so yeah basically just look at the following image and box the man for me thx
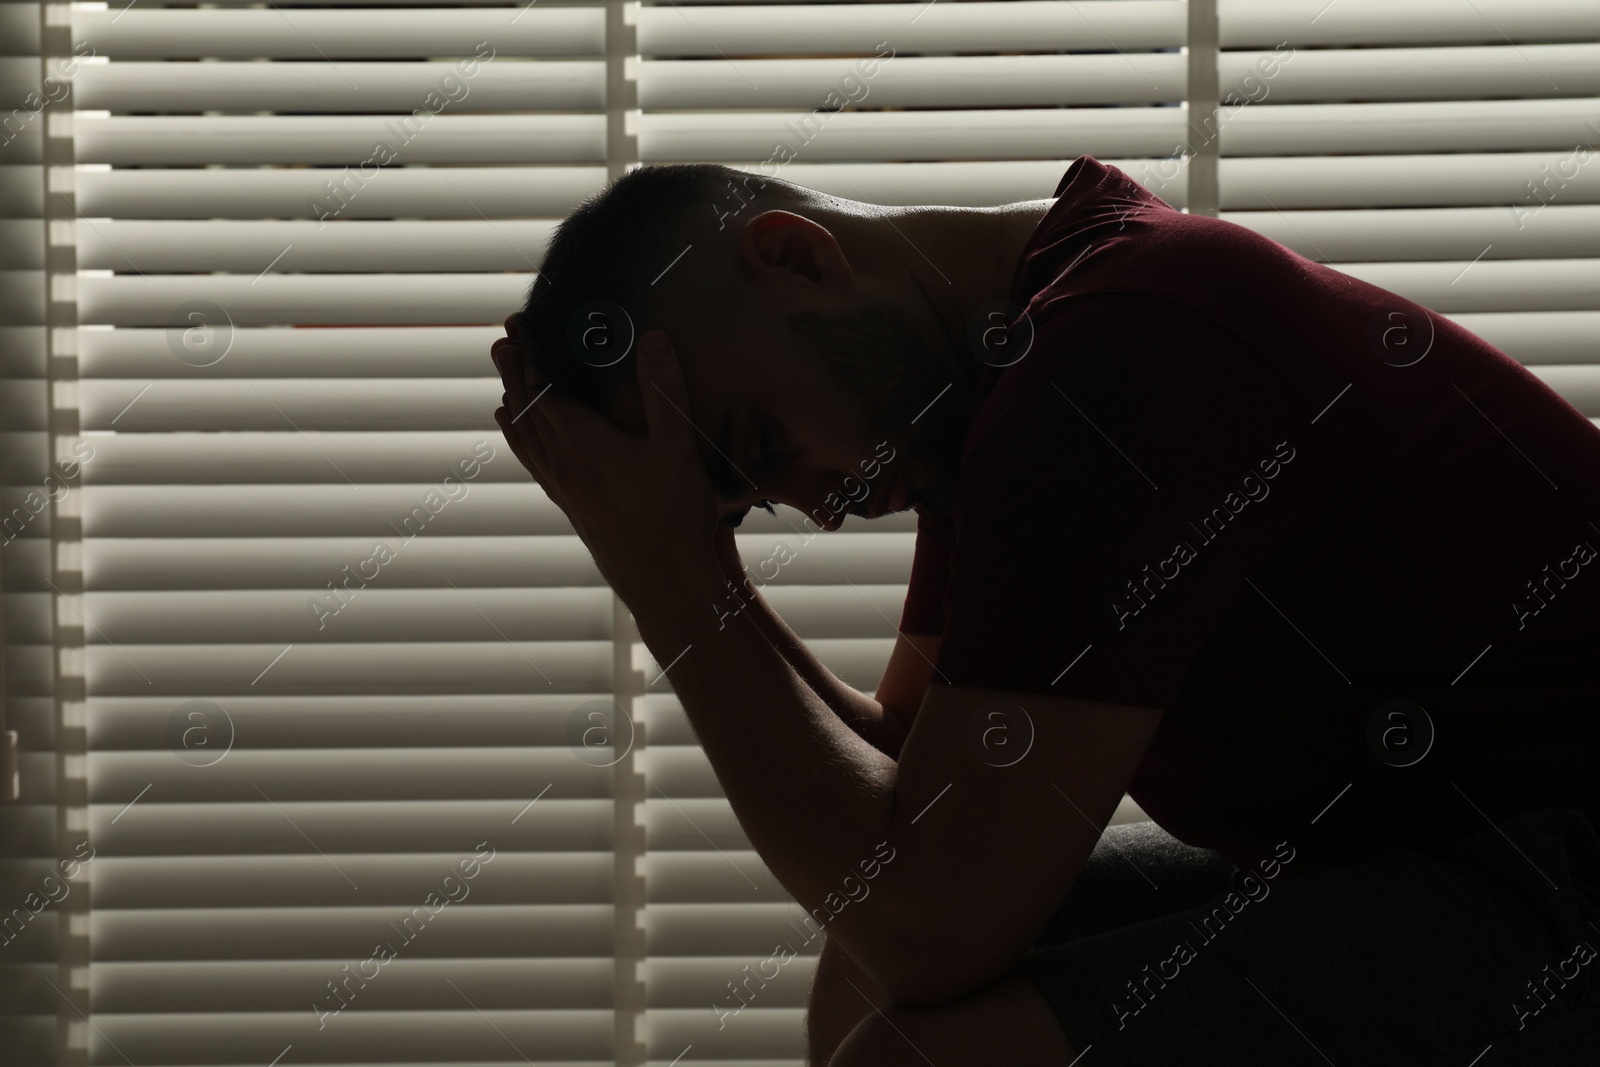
[490,156,1600,1064]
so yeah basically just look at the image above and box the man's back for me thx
[901,155,1600,875]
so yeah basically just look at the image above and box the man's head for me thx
[513,163,986,528]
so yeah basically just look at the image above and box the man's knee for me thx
[805,933,892,1067]
[828,970,1081,1067]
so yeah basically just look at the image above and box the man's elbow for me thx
[874,920,1020,1008]
[883,960,1013,1009]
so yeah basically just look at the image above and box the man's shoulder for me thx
[942,285,1341,561]
[964,289,1294,456]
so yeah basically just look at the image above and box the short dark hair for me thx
[513,163,820,410]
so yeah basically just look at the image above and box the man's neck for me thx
[975,198,1059,381]
[877,198,1056,388]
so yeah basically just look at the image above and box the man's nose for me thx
[716,497,756,528]
[715,482,780,526]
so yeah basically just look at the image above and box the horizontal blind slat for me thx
[1221,0,1600,48]
[642,1,1186,55]
[76,8,603,58]
[79,379,507,432]
[78,274,529,325]
[74,433,535,486]
[1216,98,1600,155]
[77,62,604,113]
[91,852,613,908]
[94,958,614,1013]
[1214,152,1600,209]
[92,799,615,856]
[91,748,615,802]
[77,220,558,274]
[84,642,613,696]
[83,1010,614,1065]
[79,326,508,379]
[75,166,603,220]
[85,588,611,643]
[74,115,605,165]
[83,536,601,589]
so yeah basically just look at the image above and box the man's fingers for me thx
[490,333,516,371]
[497,348,528,415]
[490,317,553,429]
[494,405,538,475]
[490,320,568,505]
[497,404,566,515]
[527,381,627,474]
[493,404,521,456]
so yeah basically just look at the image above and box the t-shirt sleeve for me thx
[898,507,956,636]
[932,290,1336,709]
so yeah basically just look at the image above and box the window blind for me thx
[51,2,624,1066]
[3,0,81,1063]
[0,2,1594,1066]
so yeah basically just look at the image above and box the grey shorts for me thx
[1017,808,1600,1066]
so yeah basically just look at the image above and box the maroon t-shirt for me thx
[900,155,1600,877]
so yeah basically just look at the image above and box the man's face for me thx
[602,302,975,530]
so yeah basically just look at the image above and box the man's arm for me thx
[873,631,942,732]
[627,562,1160,1007]
[713,545,945,762]
[711,527,913,760]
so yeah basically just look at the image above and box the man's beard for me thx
[787,303,976,517]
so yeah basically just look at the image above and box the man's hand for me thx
[490,318,724,607]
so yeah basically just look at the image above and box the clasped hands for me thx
[490,316,740,609]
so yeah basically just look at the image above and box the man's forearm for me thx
[711,553,908,760]
[628,549,902,945]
